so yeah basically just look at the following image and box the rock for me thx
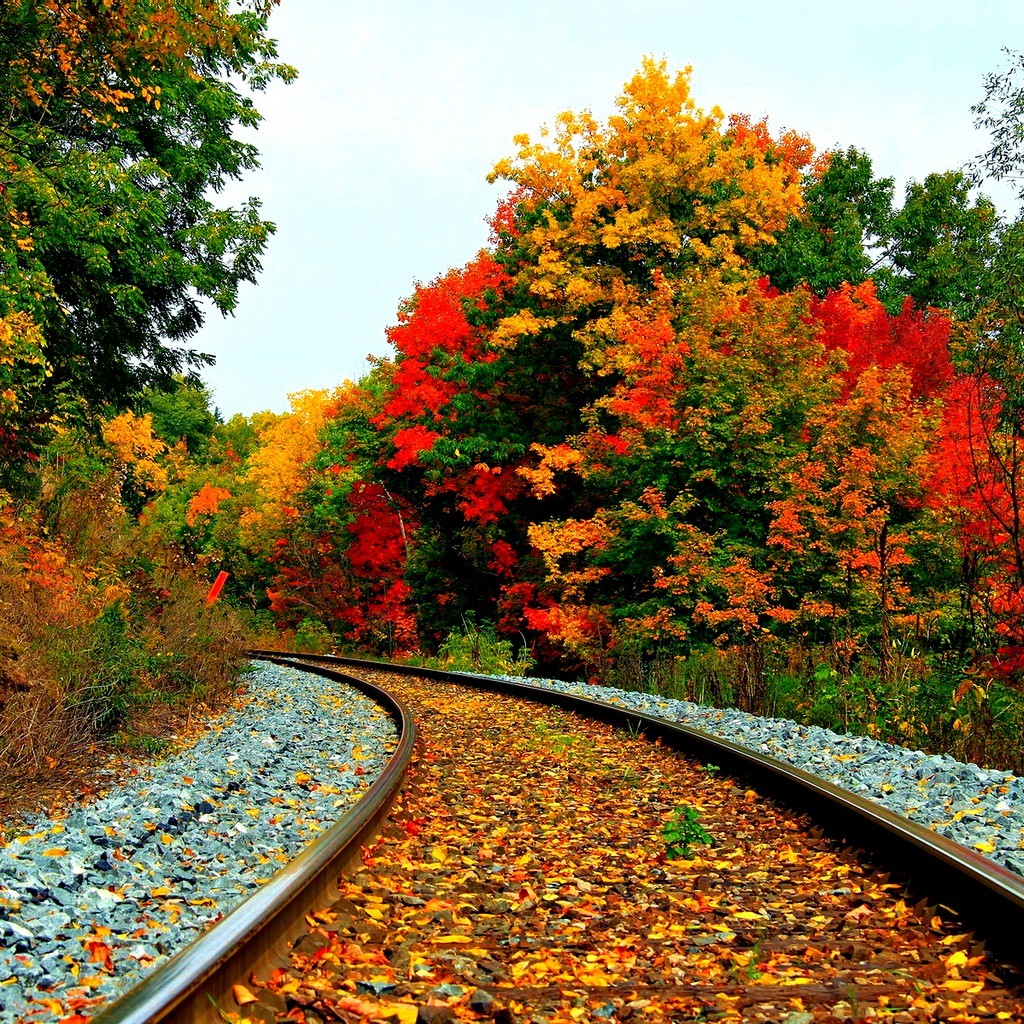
[357,979,396,996]
[469,989,495,1014]
[417,1005,455,1024]
[432,984,464,999]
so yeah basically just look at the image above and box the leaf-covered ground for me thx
[239,673,1024,1024]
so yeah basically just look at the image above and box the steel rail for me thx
[258,650,1024,957]
[90,660,416,1024]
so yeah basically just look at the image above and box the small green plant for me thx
[701,763,721,773]
[111,731,170,757]
[744,938,764,980]
[661,804,714,859]
[431,618,535,676]
[535,723,578,754]
[293,617,335,654]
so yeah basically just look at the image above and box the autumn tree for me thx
[361,60,821,667]
[0,0,294,410]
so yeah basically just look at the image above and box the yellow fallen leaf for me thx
[973,840,995,853]
[150,886,171,898]
[42,847,69,857]
[944,950,968,968]
[386,1004,419,1024]
[943,979,982,992]
[432,934,472,944]
[232,984,258,1006]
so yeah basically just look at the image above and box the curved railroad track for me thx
[85,651,1024,1024]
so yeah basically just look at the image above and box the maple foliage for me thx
[766,366,949,678]
[927,373,1024,678]
[185,483,233,526]
[812,281,954,399]
[102,410,170,498]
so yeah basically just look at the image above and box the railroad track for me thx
[86,651,1024,1024]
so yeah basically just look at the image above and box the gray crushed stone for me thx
[0,661,397,1023]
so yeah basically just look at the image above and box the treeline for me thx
[137,58,1024,768]
[6,36,1024,776]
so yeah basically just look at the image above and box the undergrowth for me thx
[607,640,1024,774]
[411,618,536,677]
[0,479,252,790]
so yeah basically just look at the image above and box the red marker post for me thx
[205,570,229,606]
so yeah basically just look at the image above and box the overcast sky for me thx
[195,1,1024,418]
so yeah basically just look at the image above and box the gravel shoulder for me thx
[0,661,397,1023]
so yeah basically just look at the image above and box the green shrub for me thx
[430,619,535,676]
[662,804,714,860]
[293,617,335,654]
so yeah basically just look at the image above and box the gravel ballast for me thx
[508,674,1024,879]
[0,661,397,1023]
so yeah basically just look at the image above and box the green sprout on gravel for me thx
[662,804,714,860]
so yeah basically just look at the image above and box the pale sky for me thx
[195,1,1024,418]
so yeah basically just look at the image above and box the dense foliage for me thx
[138,57,1024,769]
[7,41,1024,776]
[0,0,290,785]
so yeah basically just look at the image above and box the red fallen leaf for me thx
[87,940,114,971]
[65,997,105,1011]
[59,1015,91,1024]
[331,995,380,1018]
